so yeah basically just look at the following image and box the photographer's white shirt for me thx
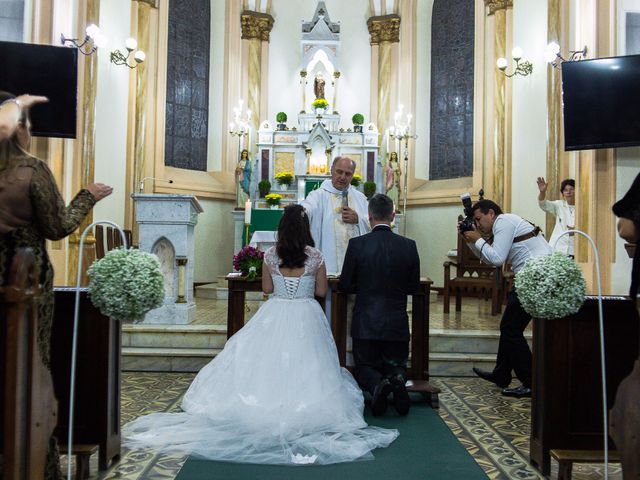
[468,213,552,273]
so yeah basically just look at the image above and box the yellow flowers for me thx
[351,173,363,187]
[275,171,294,185]
[265,193,282,206]
[311,98,329,109]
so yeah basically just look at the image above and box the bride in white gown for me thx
[123,205,398,465]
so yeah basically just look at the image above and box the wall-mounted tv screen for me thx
[562,54,640,151]
[0,41,78,138]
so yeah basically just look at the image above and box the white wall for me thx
[91,0,131,227]
[511,0,548,225]
[193,198,235,282]
[415,0,433,180]
[267,0,371,127]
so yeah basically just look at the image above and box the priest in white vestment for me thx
[301,156,370,274]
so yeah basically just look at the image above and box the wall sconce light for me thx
[544,42,588,69]
[110,38,146,68]
[497,47,533,77]
[61,24,107,55]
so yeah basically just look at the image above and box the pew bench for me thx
[59,443,99,479]
[550,449,620,480]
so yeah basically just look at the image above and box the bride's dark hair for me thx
[277,204,315,268]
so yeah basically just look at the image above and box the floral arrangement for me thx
[514,252,586,319]
[275,171,294,186]
[265,193,282,207]
[88,248,165,322]
[364,181,376,199]
[350,173,363,187]
[352,113,364,125]
[233,245,264,280]
[311,98,329,109]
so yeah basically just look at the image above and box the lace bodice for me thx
[264,246,324,299]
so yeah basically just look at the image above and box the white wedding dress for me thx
[123,246,398,465]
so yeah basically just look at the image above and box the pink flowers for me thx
[233,245,265,280]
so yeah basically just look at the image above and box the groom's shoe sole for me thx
[371,379,393,416]
[389,374,410,416]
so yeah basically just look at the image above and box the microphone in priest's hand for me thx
[341,189,349,209]
[139,177,173,192]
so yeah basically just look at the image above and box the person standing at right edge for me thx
[463,199,552,398]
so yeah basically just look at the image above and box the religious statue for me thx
[235,148,252,207]
[384,151,401,212]
[314,73,326,99]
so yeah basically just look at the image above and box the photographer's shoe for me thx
[501,385,532,398]
[472,367,510,389]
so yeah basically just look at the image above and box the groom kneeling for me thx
[339,194,421,416]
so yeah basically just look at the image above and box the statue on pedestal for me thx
[385,152,401,212]
[314,73,326,99]
[236,148,252,207]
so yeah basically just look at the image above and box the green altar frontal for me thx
[244,208,283,245]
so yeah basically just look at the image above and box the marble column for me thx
[300,69,308,113]
[484,0,512,208]
[367,14,400,160]
[332,71,340,115]
[67,0,100,286]
[241,11,274,156]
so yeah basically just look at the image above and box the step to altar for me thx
[121,323,531,375]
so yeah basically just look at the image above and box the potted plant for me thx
[311,98,329,115]
[87,248,165,322]
[275,171,294,189]
[232,245,265,280]
[364,181,376,199]
[265,193,282,209]
[276,111,287,130]
[352,113,364,133]
[350,173,363,188]
[258,179,271,197]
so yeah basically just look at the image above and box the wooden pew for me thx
[1,248,57,479]
[529,296,640,475]
[50,287,122,470]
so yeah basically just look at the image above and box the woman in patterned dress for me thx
[0,91,112,478]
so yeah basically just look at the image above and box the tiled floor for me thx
[64,372,621,480]
[60,295,617,479]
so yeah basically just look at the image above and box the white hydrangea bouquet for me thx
[515,252,586,319]
[88,248,165,322]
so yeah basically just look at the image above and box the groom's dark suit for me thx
[339,224,421,398]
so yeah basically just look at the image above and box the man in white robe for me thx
[301,156,370,274]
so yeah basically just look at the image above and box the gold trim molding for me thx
[367,14,401,45]
[484,0,512,15]
[241,11,274,42]
[136,0,158,8]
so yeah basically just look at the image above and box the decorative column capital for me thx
[484,0,513,15]
[367,14,401,45]
[135,0,158,8]
[241,11,274,42]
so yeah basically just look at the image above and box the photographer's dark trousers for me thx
[352,338,408,397]
[493,290,532,388]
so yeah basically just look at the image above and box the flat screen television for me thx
[562,54,640,151]
[0,41,78,138]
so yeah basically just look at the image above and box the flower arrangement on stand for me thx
[350,174,363,187]
[311,98,329,114]
[515,252,586,319]
[265,193,282,208]
[87,248,165,322]
[275,171,294,189]
[233,245,264,280]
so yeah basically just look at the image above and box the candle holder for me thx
[389,104,418,235]
[176,257,188,303]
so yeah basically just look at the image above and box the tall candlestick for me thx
[244,199,252,224]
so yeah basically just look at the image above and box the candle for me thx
[245,199,252,224]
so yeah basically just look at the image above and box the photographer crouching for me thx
[461,199,552,398]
